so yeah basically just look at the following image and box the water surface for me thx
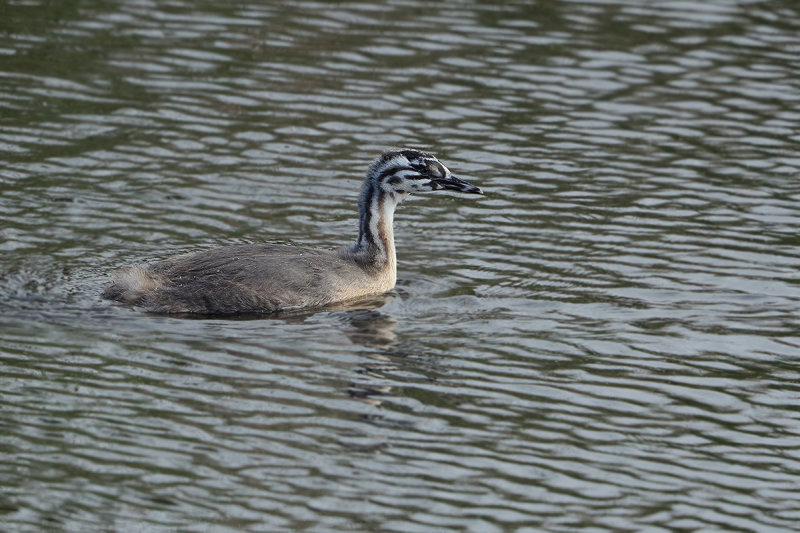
[2,1,800,531]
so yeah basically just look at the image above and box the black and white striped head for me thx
[366,149,482,198]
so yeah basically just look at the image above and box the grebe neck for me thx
[347,181,405,278]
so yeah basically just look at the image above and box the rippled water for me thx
[2,0,800,531]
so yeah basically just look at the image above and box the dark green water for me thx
[2,1,800,531]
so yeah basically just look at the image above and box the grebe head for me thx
[366,149,483,197]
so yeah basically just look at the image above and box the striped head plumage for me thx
[350,149,482,267]
[366,149,483,197]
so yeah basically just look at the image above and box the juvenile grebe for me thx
[103,149,482,314]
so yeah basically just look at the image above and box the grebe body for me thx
[103,149,481,314]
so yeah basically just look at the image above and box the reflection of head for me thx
[339,304,397,349]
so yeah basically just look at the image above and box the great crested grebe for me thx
[103,149,482,314]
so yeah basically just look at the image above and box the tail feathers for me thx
[102,267,164,305]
